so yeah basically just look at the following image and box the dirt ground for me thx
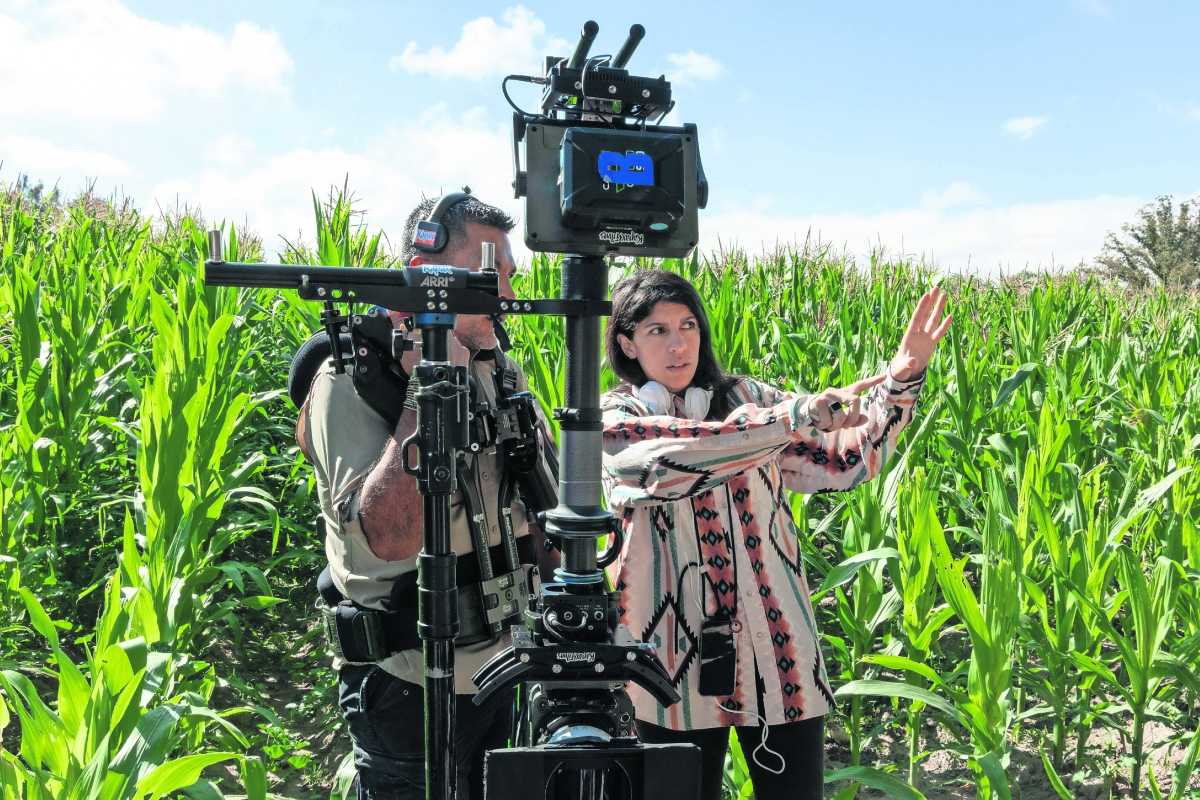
[823,710,1200,799]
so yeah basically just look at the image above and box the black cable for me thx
[581,55,617,128]
[657,99,676,126]
[502,74,539,118]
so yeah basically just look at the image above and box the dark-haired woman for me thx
[601,270,950,800]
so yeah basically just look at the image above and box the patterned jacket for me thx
[601,372,925,730]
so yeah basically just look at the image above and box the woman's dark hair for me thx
[605,270,741,419]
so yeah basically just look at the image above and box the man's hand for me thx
[889,287,953,382]
[359,317,477,562]
[805,374,887,432]
[389,311,472,376]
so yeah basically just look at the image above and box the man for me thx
[298,195,556,799]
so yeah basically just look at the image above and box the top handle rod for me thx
[611,24,645,70]
[567,20,600,68]
[208,229,224,263]
[201,258,498,292]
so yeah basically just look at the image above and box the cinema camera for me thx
[202,19,704,800]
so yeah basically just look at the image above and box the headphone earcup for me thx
[412,220,446,253]
[635,381,672,415]
[684,387,713,420]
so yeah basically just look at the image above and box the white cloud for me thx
[665,51,726,86]
[919,181,988,211]
[391,7,567,79]
[0,135,132,176]
[1003,116,1048,138]
[701,188,1143,277]
[204,133,256,167]
[159,105,515,255]
[0,0,293,120]
[1149,93,1200,124]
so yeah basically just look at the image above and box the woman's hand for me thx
[805,374,887,432]
[889,287,953,382]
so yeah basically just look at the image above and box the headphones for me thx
[636,382,713,420]
[411,191,473,254]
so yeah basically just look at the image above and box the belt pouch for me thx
[698,617,737,697]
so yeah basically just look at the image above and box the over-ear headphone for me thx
[411,191,473,254]
[636,382,713,420]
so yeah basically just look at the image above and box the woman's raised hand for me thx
[805,374,887,432]
[889,287,953,382]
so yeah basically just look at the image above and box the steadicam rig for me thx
[204,19,706,800]
[471,20,704,800]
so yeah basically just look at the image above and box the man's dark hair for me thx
[605,270,741,420]
[401,195,516,266]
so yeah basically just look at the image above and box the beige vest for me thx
[300,354,545,693]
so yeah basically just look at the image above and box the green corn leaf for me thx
[834,679,963,727]
[238,596,285,611]
[18,587,60,651]
[1108,467,1192,544]
[988,363,1038,413]
[108,703,185,779]
[973,749,1012,800]
[239,755,267,800]
[1168,723,1200,800]
[180,779,225,800]
[829,783,861,800]
[818,548,901,594]
[134,752,241,799]
[824,766,928,799]
[332,751,358,800]
[1038,747,1073,800]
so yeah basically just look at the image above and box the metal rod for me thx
[208,229,224,263]
[567,20,600,69]
[554,256,609,583]
[412,317,462,800]
[612,24,646,70]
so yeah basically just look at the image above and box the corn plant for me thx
[8,180,1200,797]
[0,553,266,799]
[890,466,954,786]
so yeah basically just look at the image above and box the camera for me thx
[507,21,709,258]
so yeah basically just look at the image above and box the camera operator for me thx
[297,195,557,800]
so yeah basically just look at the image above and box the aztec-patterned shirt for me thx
[601,372,925,730]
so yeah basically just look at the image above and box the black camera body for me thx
[518,119,705,257]
[509,25,708,259]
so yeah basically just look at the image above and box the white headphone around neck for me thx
[636,381,713,420]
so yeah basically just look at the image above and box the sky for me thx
[1,0,1198,274]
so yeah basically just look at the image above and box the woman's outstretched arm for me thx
[602,389,821,507]
[774,286,950,493]
[763,372,926,494]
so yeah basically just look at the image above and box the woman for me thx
[601,270,950,800]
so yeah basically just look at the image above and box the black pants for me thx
[635,716,825,800]
[339,663,514,800]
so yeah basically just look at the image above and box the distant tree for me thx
[1095,195,1200,289]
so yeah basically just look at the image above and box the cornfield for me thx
[3,182,1200,799]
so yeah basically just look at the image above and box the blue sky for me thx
[2,0,1197,273]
